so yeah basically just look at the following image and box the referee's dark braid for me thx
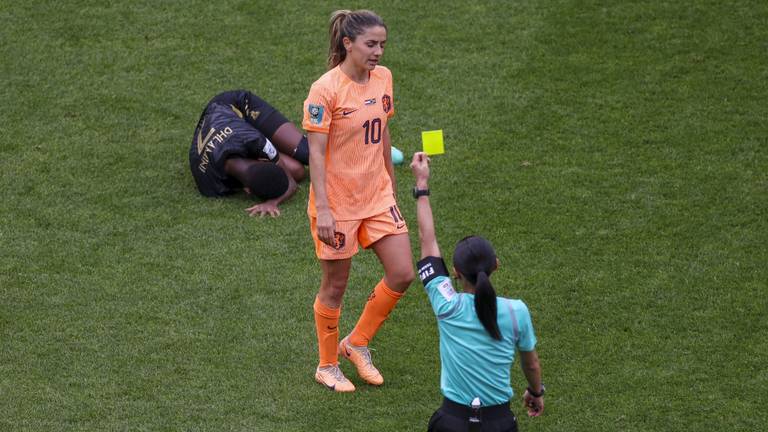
[327,9,387,69]
[453,236,502,341]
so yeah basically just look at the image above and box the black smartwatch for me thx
[412,187,430,199]
[527,384,546,397]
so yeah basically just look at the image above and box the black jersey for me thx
[189,102,280,197]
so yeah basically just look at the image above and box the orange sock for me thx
[314,296,341,367]
[349,279,404,346]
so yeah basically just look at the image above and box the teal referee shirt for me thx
[418,256,537,407]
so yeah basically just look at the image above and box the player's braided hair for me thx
[453,236,502,341]
[327,9,387,69]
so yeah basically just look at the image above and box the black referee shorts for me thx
[427,398,518,432]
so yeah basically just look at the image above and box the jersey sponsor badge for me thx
[309,104,324,125]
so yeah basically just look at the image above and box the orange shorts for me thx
[310,205,409,260]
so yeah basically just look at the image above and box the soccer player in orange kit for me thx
[303,9,415,392]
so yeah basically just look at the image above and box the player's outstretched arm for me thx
[410,152,440,259]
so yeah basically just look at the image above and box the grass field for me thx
[2,1,767,431]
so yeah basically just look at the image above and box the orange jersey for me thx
[303,65,396,221]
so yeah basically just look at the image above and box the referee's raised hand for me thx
[410,152,431,185]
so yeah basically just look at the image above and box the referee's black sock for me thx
[293,136,309,165]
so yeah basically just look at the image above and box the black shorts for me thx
[208,90,289,138]
[427,398,517,432]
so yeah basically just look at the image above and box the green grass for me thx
[2,0,767,430]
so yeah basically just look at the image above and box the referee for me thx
[410,153,545,432]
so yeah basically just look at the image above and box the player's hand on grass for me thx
[523,390,544,417]
[316,208,337,246]
[410,152,430,187]
[246,202,281,218]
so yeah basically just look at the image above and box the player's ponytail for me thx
[327,9,387,69]
[328,10,350,69]
[474,270,501,341]
[453,236,502,341]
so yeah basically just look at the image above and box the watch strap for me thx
[527,385,545,397]
[412,187,430,198]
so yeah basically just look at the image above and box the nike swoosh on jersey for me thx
[342,109,358,116]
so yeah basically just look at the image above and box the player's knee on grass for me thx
[243,162,289,200]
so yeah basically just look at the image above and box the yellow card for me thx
[422,130,444,155]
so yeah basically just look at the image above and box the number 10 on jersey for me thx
[362,118,382,144]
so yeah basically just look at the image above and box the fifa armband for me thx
[417,256,449,286]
